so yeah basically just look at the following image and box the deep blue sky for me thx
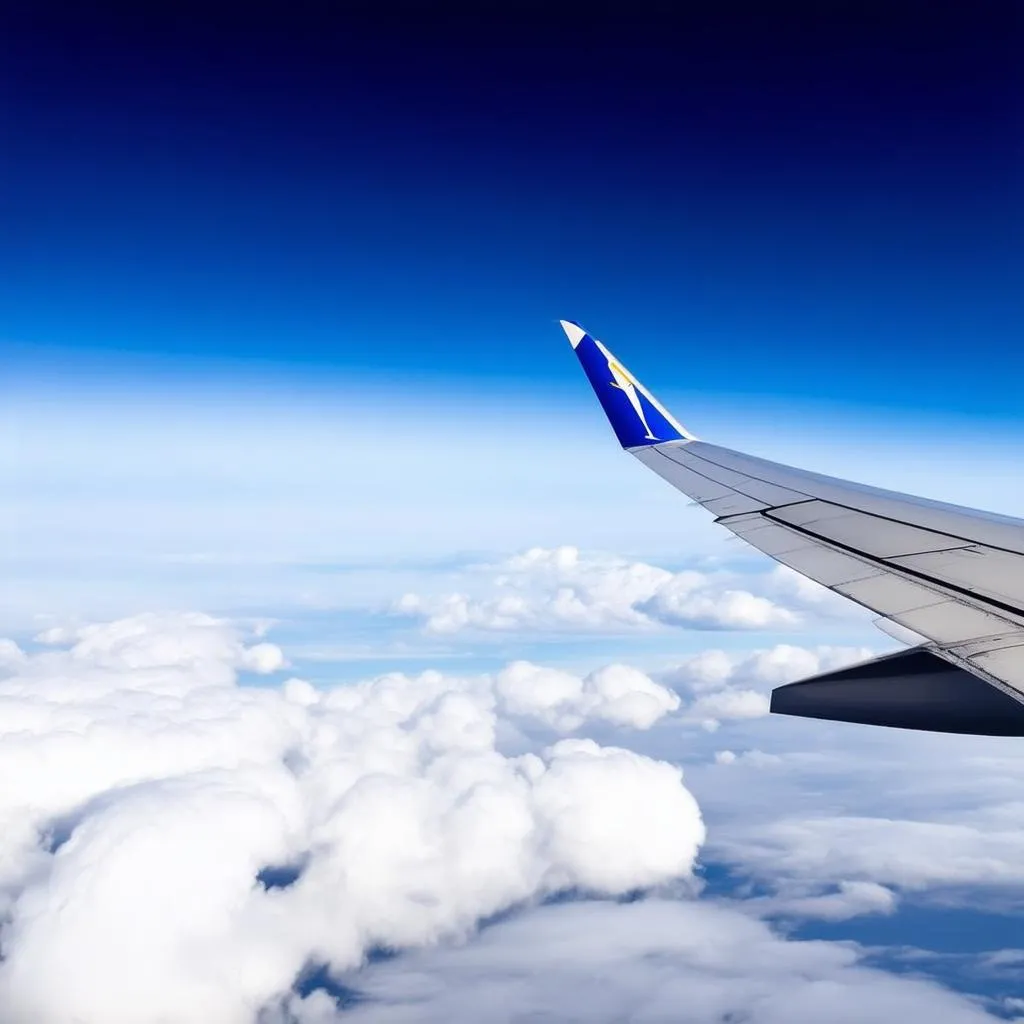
[3,2,1021,414]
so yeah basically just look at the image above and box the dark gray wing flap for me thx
[771,647,1024,735]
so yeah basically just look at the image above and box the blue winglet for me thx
[560,320,694,449]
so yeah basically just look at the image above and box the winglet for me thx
[560,319,588,350]
[560,320,694,449]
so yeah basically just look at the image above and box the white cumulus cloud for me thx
[392,546,813,636]
[495,661,680,731]
[656,643,874,729]
[662,642,875,693]
[0,613,705,1024]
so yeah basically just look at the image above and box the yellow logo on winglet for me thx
[607,358,657,441]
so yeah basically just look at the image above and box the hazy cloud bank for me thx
[391,546,857,636]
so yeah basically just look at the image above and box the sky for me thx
[3,1,1022,410]
[2,2,1024,1022]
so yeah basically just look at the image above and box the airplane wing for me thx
[561,319,1024,735]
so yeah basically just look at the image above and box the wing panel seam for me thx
[716,499,817,524]
[686,444,1024,559]
[650,447,807,508]
[765,512,1024,624]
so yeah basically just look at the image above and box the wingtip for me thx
[559,319,588,350]
[561,319,694,448]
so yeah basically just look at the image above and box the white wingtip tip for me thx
[559,319,588,350]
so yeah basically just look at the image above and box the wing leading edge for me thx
[562,319,1024,735]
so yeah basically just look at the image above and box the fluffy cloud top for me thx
[0,614,703,1024]
[392,546,823,635]
[661,642,876,693]
[495,661,680,731]
[656,643,874,729]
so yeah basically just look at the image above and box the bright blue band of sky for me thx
[1,5,1020,418]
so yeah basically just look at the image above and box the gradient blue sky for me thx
[4,5,1024,1019]
[3,1,1021,415]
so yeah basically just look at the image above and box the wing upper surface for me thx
[563,320,1024,703]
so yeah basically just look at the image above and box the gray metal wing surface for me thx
[562,319,1024,733]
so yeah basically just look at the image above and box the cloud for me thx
[494,661,680,731]
[714,748,783,767]
[655,642,874,729]
[720,815,1024,893]
[661,642,876,693]
[743,880,899,922]
[0,394,733,631]
[690,687,771,722]
[642,585,799,630]
[0,613,704,1023]
[682,702,1024,918]
[29,611,286,691]
[276,899,997,1023]
[0,614,1006,1022]
[7,383,1023,636]
[393,546,811,636]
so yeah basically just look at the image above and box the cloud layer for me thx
[0,614,703,1023]
[392,546,848,636]
[658,642,874,729]
[282,900,996,1023]
[0,613,1005,1022]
